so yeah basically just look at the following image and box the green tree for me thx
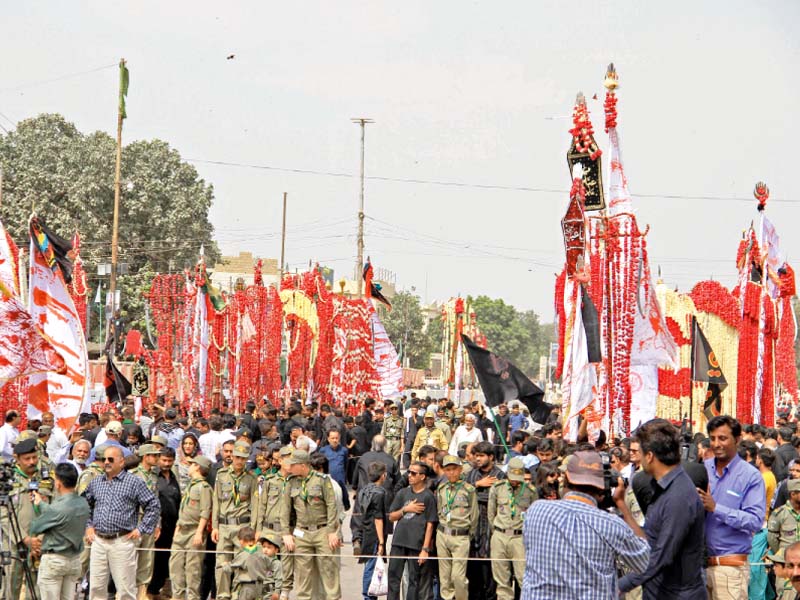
[381,291,433,370]
[0,113,219,337]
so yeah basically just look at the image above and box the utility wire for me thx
[0,63,117,94]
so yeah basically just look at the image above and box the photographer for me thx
[521,451,649,600]
[29,463,90,600]
[618,419,705,599]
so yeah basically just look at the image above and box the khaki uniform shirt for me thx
[1,464,54,536]
[212,467,257,529]
[487,480,538,531]
[382,416,403,440]
[435,420,453,444]
[280,471,339,535]
[254,474,289,533]
[177,478,213,528]
[77,463,104,495]
[768,502,800,552]
[436,479,478,533]
[411,427,448,460]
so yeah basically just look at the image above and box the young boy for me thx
[259,533,283,600]
[221,526,269,600]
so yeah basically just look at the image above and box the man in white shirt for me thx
[449,413,484,455]
[0,410,21,461]
[199,415,226,460]
[42,411,70,463]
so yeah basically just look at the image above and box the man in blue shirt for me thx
[320,429,350,510]
[508,403,526,435]
[618,418,706,599]
[701,415,765,600]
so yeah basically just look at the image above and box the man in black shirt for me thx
[465,440,506,600]
[387,462,438,600]
[147,447,182,597]
[403,402,424,469]
[347,416,370,483]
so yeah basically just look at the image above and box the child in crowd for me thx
[221,526,269,600]
[260,533,283,600]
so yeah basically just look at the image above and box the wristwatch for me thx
[421,546,432,552]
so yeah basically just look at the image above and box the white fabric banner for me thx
[369,304,403,399]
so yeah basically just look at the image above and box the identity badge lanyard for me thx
[444,482,462,522]
[507,482,524,518]
[232,475,241,506]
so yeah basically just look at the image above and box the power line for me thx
[0,63,117,94]
[186,158,800,204]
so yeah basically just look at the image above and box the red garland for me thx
[604,91,618,132]
[761,294,777,427]
[145,273,187,405]
[736,281,761,422]
[665,317,691,346]
[554,269,567,380]
[569,96,602,160]
[658,367,691,399]
[689,281,741,328]
[777,295,799,402]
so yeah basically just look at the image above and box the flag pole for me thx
[689,315,696,435]
[107,58,127,349]
[485,405,512,460]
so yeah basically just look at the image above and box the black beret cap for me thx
[14,438,38,455]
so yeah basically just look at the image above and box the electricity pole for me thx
[351,117,373,297]
[108,58,128,348]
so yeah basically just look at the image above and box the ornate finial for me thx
[604,63,619,91]
[754,181,769,212]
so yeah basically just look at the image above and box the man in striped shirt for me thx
[521,451,650,600]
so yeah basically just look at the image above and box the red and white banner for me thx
[27,237,87,432]
[369,304,403,399]
[0,218,65,388]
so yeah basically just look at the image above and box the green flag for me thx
[119,59,129,119]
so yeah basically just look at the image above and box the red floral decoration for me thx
[145,273,188,405]
[554,269,567,380]
[736,281,761,422]
[689,281,741,328]
[658,367,691,399]
[569,94,602,160]
[665,316,690,346]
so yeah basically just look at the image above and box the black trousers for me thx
[147,520,176,594]
[388,546,423,600]
[468,558,497,600]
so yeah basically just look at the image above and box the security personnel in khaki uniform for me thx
[769,479,800,553]
[131,443,161,600]
[488,457,538,600]
[253,445,294,599]
[436,455,478,600]
[1,437,54,600]
[411,407,449,460]
[77,443,107,578]
[381,404,404,461]
[212,441,257,600]
[170,455,214,600]
[435,408,453,445]
[280,450,341,600]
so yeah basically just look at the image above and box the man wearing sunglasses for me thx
[386,462,437,600]
[84,445,160,600]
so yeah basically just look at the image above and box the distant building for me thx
[211,252,279,292]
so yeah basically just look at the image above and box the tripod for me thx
[0,490,40,600]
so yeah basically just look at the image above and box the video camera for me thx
[0,461,15,496]
[598,452,621,510]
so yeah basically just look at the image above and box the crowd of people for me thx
[3,395,800,600]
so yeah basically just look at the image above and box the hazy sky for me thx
[2,2,799,319]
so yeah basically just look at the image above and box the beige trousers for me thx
[169,526,206,600]
[292,528,341,600]
[706,563,750,600]
[135,531,155,587]
[90,535,138,600]
[38,553,81,600]
[490,532,524,600]
[437,532,470,600]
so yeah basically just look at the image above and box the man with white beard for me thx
[68,439,92,474]
[449,413,484,456]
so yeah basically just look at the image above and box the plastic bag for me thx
[368,557,388,596]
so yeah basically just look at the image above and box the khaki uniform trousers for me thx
[235,581,263,600]
[385,438,402,461]
[80,542,92,577]
[215,523,243,600]
[38,552,82,600]
[135,531,155,587]
[292,528,341,600]
[436,531,470,600]
[490,531,524,600]
[259,526,294,597]
[706,564,750,600]
[169,525,206,600]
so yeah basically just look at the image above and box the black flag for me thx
[691,317,727,420]
[462,334,551,424]
[104,355,132,403]
[580,284,602,363]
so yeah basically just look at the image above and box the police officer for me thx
[212,441,257,600]
[769,478,800,554]
[436,455,478,600]
[77,443,107,579]
[411,407,449,460]
[280,450,341,600]
[254,445,294,600]
[1,436,54,600]
[381,404,404,462]
[487,457,538,600]
[170,455,213,600]
[132,444,161,600]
